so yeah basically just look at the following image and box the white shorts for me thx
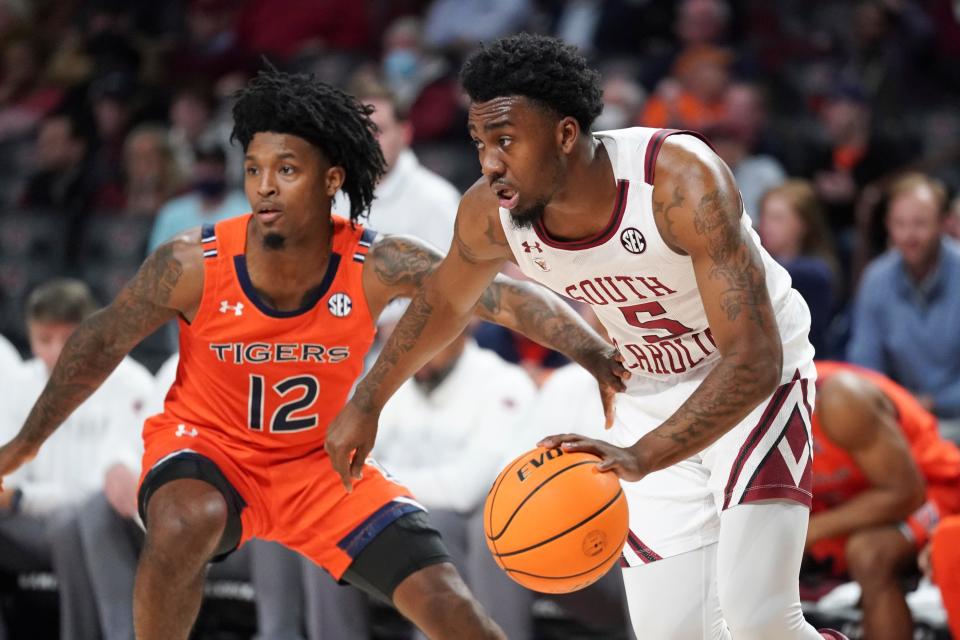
[609,362,817,566]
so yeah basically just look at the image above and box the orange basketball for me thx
[483,446,629,594]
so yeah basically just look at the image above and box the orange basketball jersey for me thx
[150,213,377,457]
[811,360,960,513]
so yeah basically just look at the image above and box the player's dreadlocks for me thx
[460,33,603,131]
[231,67,385,223]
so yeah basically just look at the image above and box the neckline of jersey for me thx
[233,252,341,318]
[532,179,630,251]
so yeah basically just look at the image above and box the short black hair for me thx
[461,34,603,131]
[231,67,386,223]
[26,279,98,325]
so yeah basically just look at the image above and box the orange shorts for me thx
[809,483,960,576]
[138,416,417,580]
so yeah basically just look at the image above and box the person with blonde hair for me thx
[759,179,837,355]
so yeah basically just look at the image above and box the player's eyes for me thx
[471,139,484,150]
[280,165,296,175]
[498,137,512,147]
[245,166,258,176]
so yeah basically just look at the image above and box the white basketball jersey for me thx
[500,127,813,393]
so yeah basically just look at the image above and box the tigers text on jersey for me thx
[499,127,814,392]
[151,213,377,454]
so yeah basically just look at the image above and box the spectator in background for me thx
[87,71,139,211]
[19,111,94,213]
[638,44,733,131]
[422,0,532,53]
[945,193,960,244]
[301,327,537,639]
[809,83,907,234]
[236,0,369,62]
[168,0,249,86]
[167,83,224,179]
[0,279,154,640]
[120,124,181,217]
[0,31,63,143]
[148,144,246,252]
[379,17,460,143]
[592,66,647,132]
[349,78,459,252]
[708,119,786,226]
[847,173,960,438]
[805,361,960,640]
[758,180,836,356]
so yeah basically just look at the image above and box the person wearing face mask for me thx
[148,143,248,252]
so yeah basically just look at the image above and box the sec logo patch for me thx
[620,228,646,254]
[328,292,352,317]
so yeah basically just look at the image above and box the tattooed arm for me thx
[363,233,620,379]
[330,181,627,490]
[0,231,204,479]
[542,136,781,479]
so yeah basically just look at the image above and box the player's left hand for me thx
[325,399,379,493]
[537,433,648,482]
[580,345,630,429]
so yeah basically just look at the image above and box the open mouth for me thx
[496,187,519,210]
[256,206,282,223]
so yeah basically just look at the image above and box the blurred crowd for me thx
[1,0,960,638]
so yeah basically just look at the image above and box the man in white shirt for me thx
[299,331,537,639]
[0,279,153,640]
[341,80,460,254]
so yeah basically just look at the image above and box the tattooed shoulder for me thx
[368,234,442,293]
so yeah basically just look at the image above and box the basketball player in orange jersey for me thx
[806,361,960,640]
[328,34,845,639]
[0,68,628,640]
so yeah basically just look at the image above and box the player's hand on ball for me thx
[0,437,38,491]
[537,433,648,482]
[581,345,630,429]
[325,399,379,493]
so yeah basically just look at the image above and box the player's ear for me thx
[557,116,579,155]
[325,166,346,197]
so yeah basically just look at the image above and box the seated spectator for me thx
[709,120,786,226]
[120,124,182,217]
[0,31,63,143]
[638,44,732,131]
[847,173,960,437]
[946,193,960,244]
[805,360,960,640]
[19,111,94,213]
[378,16,460,143]
[348,78,459,253]
[758,180,837,356]
[167,84,223,178]
[148,144,247,252]
[0,279,154,640]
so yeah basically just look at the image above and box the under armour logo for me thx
[175,424,198,438]
[219,300,244,316]
[521,241,542,253]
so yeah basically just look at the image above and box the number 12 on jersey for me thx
[248,374,320,432]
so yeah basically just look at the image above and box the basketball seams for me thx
[485,451,533,562]
[494,487,624,557]
[488,460,598,541]
[503,529,628,582]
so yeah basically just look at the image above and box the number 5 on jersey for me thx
[248,374,320,432]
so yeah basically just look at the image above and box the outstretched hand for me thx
[325,400,379,492]
[536,433,648,482]
[0,438,38,492]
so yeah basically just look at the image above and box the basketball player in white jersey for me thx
[327,34,845,640]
